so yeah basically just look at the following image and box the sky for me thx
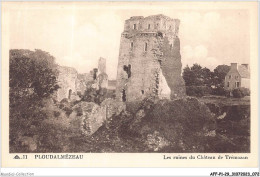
[8,3,250,80]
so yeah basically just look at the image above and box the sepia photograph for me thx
[6,2,253,153]
[1,1,258,169]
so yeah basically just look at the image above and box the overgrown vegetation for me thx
[186,86,212,97]
[205,103,250,153]
[81,87,108,105]
[232,87,250,98]
[183,64,230,97]
[70,96,249,153]
[9,49,78,152]
[10,49,60,101]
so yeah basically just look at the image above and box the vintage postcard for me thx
[1,1,259,168]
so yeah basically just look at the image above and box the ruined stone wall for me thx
[97,57,108,89]
[56,57,109,101]
[56,66,78,101]
[76,73,93,94]
[97,73,108,89]
[98,57,106,74]
[116,14,185,102]
[57,66,94,101]
[160,35,186,99]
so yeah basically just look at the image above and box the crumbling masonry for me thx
[56,57,108,101]
[115,14,186,102]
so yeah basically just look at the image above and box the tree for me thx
[9,49,67,152]
[183,64,213,86]
[183,64,232,96]
[183,65,195,86]
[9,49,60,102]
[201,67,214,87]
[213,65,230,88]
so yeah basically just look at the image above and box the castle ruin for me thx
[56,57,109,101]
[115,14,186,102]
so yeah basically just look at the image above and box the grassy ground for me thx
[198,95,250,106]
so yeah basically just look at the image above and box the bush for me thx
[239,87,250,96]
[9,97,83,153]
[81,87,107,105]
[232,89,243,98]
[186,86,212,97]
[211,87,226,96]
[232,87,250,98]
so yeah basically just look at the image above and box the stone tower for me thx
[98,57,106,74]
[97,57,108,89]
[115,14,186,102]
